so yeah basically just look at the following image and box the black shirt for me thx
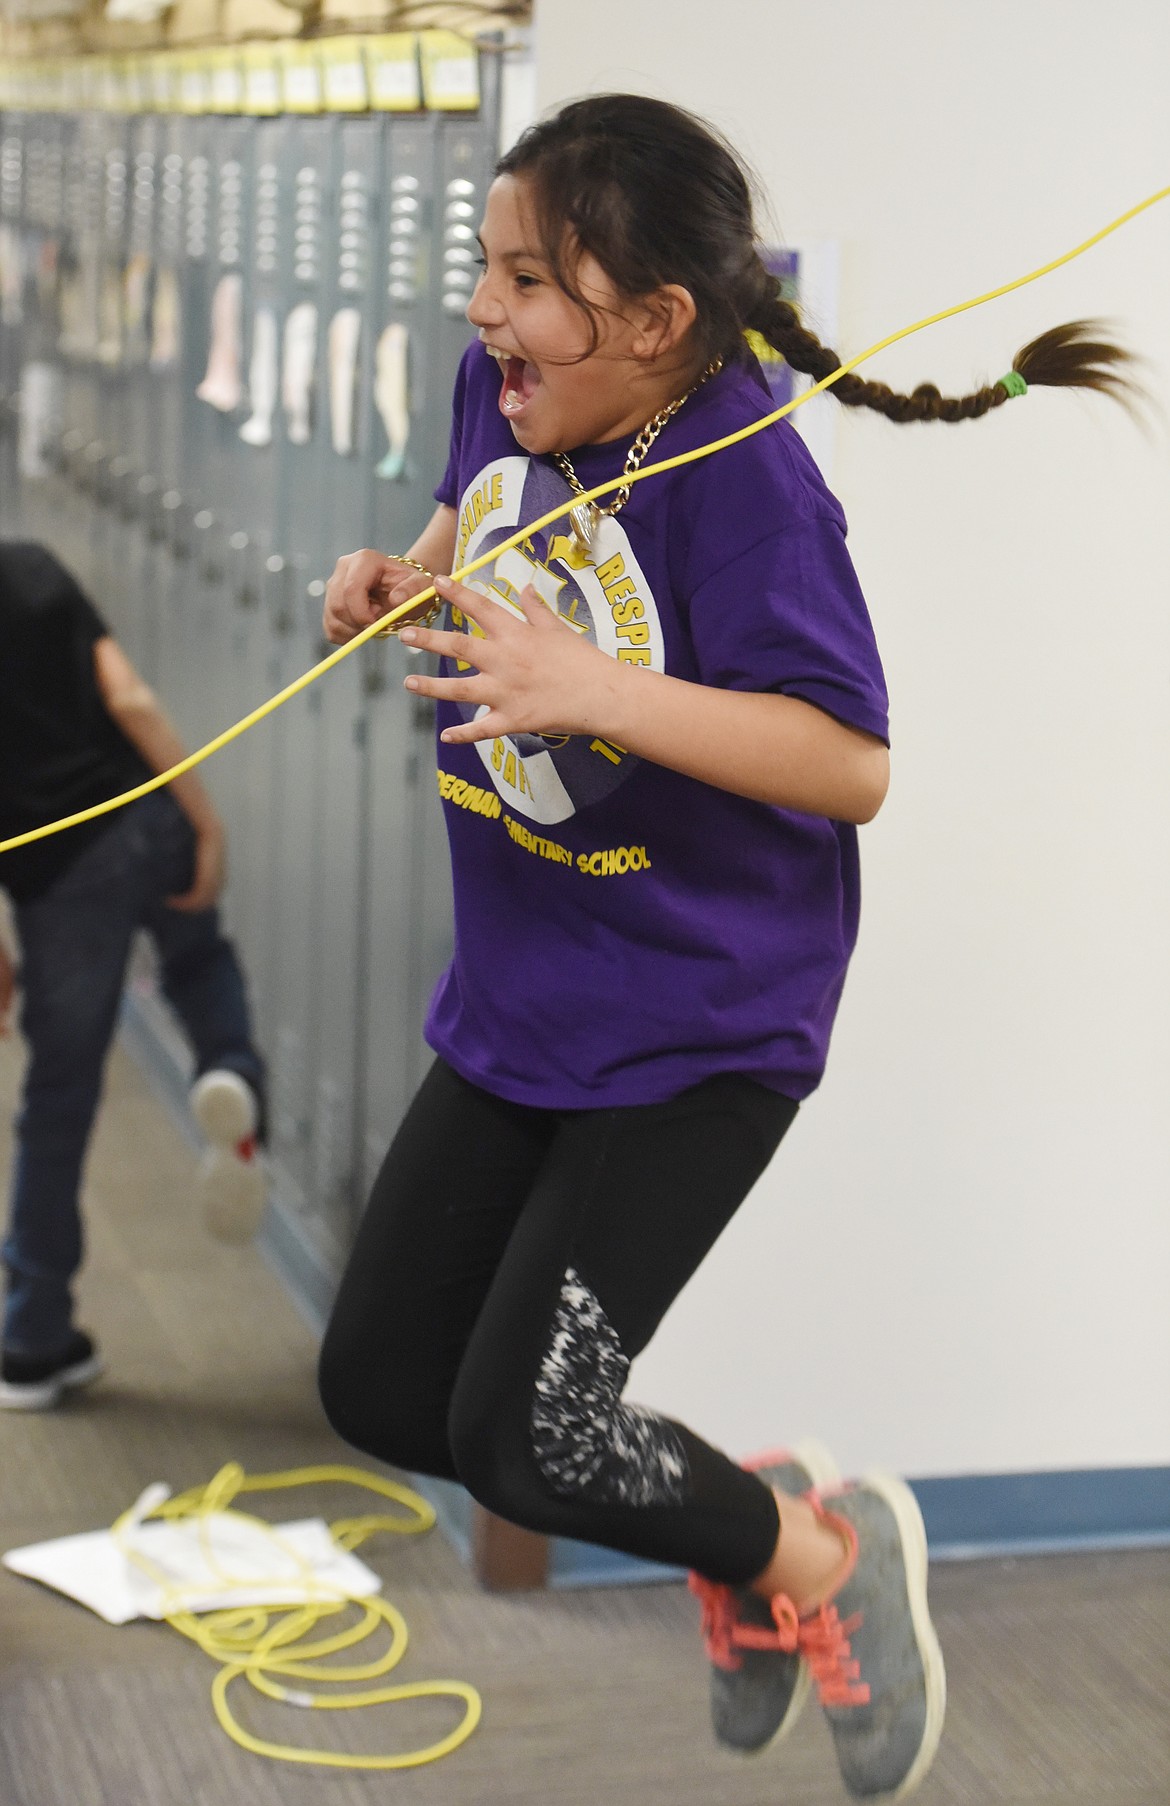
[0,542,150,902]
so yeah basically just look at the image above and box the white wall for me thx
[532,0,1170,1475]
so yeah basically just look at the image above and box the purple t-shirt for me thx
[425,343,888,1108]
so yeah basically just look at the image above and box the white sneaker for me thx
[189,1070,266,1244]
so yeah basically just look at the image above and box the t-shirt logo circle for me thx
[449,456,664,825]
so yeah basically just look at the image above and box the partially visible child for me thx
[0,539,266,1411]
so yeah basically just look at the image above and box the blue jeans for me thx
[2,792,263,1355]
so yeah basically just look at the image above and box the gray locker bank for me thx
[0,42,501,1321]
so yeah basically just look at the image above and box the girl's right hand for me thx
[322,549,436,644]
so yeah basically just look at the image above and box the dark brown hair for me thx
[497,94,1134,423]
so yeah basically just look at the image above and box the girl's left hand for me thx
[400,575,623,746]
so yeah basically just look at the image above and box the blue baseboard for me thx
[912,1465,1170,1560]
[411,1465,1170,1589]
[120,995,1170,1585]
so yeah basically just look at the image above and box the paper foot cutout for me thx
[197,271,244,411]
[374,321,409,480]
[327,307,361,456]
[149,264,180,370]
[282,301,318,446]
[239,305,278,447]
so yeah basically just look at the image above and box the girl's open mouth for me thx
[497,353,540,419]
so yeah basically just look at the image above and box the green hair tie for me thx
[998,370,1028,398]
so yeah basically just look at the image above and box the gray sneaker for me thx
[690,1439,841,1755]
[805,1475,946,1799]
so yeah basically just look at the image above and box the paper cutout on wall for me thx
[281,301,318,446]
[374,321,409,479]
[35,236,60,314]
[149,265,180,371]
[97,265,124,367]
[327,307,361,456]
[0,224,23,327]
[239,305,278,447]
[121,252,151,364]
[196,271,244,412]
[18,361,62,481]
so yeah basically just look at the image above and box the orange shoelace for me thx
[688,1574,799,1672]
[689,1574,870,1705]
[689,1497,869,1705]
[794,1600,871,1706]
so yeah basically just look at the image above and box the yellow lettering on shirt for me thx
[435,767,502,819]
[457,471,506,561]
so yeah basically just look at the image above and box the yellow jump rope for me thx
[1,181,1166,863]
[110,1462,482,1770]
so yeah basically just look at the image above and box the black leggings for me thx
[318,1059,798,1584]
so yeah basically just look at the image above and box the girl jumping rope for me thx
[318,95,1130,1798]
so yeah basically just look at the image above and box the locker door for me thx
[358,111,440,1192]
[187,118,253,871]
[8,111,59,547]
[217,114,288,1049]
[27,114,69,549]
[61,113,107,590]
[46,116,89,573]
[264,115,337,1233]
[401,106,500,1098]
[159,115,214,747]
[111,112,160,671]
[0,116,26,537]
[309,113,384,1250]
[356,81,500,1194]
[90,115,132,623]
[135,115,187,693]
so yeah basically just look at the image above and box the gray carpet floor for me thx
[1,1029,1168,1806]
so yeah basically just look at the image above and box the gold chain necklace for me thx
[552,356,723,559]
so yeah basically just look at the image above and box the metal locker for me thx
[26,111,69,553]
[43,114,88,573]
[131,113,188,692]
[357,109,443,1194]
[184,115,254,862]
[0,112,27,537]
[155,113,215,748]
[106,110,162,673]
[214,113,289,1050]
[309,113,390,1250]
[402,101,500,1087]
[48,113,102,587]
[263,113,337,1235]
[358,83,500,1195]
[4,108,61,544]
[88,113,133,629]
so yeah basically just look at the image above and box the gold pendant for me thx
[569,500,600,561]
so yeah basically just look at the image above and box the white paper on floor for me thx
[3,1486,382,1626]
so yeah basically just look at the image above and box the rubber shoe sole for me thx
[190,1071,266,1243]
[190,1070,257,1146]
[0,1346,104,1412]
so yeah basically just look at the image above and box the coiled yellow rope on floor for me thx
[1,181,1166,861]
[110,1462,482,1770]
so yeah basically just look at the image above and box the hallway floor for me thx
[1,1031,1167,1806]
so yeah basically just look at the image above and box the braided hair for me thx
[498,95,1135,421]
